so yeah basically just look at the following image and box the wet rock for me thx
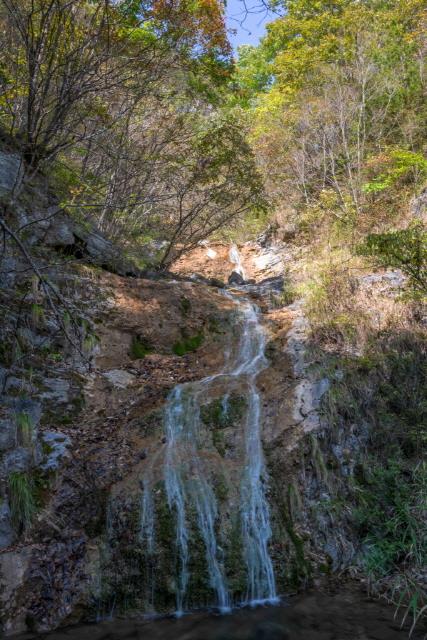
[0,501,14,549]
[209,277,226,288]
[228,271,245,285]
[258,276,284,292]
[0,151,23,194]
[104,369,136,389]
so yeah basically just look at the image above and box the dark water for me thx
[19,589,426,640]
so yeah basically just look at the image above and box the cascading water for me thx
[140,285,277,615]
[229,244,246,280]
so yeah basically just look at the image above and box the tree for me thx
[358,223,427,297]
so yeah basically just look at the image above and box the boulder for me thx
[43,210,75,246]
[104,369,136,389]
[209,277,226,288]
[228,271,245,286]
[280,222,298,241]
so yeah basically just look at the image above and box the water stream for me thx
[140,290,277,615]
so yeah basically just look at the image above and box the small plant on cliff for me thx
[173,332,204,356]
[9,472,36,534]
[16,412,34,448]
[130,335,153,359]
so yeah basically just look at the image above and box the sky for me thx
[225,0,273,50]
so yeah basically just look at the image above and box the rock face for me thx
[0,151,23,194]
[0,235,394,635]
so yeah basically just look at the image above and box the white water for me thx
[141,291,277,614]
[229,244,246,280]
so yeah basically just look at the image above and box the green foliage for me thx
[363,150,427,194]
[172,332,204,356]
[358,223,427,296]
[233,0,427,246]
[355,460,427,578]
[130,335,153,359]
[9,472,36,534]
[322,330,427,621]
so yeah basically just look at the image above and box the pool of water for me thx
[18,588,426,640]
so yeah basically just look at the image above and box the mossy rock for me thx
[200,394,246,430]
[173,331,204,356]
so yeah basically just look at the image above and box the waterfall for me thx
[140,292,277,614]
[229,244,246,280]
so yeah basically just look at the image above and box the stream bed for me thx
[17,588,426,640]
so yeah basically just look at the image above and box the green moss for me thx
[179,296,192,316]
[172,331,204,356]
[200,394,246,429]
[186,506,214,608]
[207,314,226,335]
[225,514,246,597]
[213,473,229,502]
[212,430,226,456]
[130,335,153,359]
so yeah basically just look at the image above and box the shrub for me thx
[358,223,427,297]
[363,150,427,194]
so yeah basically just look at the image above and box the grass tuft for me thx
[9,472,36,534]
